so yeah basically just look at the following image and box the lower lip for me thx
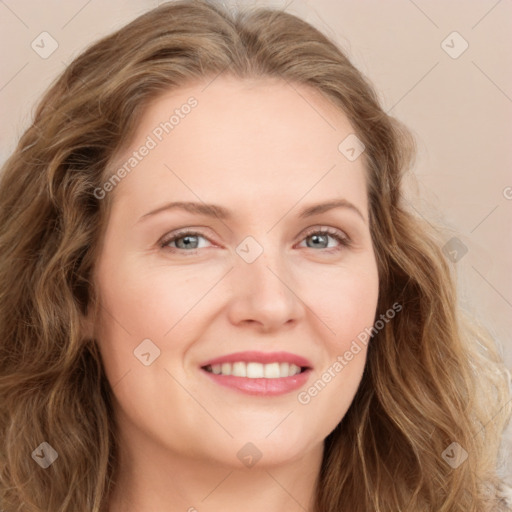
[201,368,312,396]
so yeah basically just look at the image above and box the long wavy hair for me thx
[0,1,510,511]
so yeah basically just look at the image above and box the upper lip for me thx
[200,351,313,369]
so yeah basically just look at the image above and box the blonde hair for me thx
[0,1,510,511]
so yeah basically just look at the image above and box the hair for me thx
[0,1,510,511]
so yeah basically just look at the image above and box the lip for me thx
[199,351,313,397]
[201,369,312,396]
[199,351,313,368]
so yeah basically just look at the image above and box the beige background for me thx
[1,0,511,480]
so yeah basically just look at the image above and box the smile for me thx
[199,351,313,396]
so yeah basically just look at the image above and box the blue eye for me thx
[159,227,351,255]
[300,228,351,252]
[160,231,210,251]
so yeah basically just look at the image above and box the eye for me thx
[298,227,351,253]
[159,230,212,253]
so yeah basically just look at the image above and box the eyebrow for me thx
[137,198,366,223]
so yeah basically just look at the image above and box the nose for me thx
[226,244,305,332]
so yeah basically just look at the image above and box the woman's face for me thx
[91,75,379,468]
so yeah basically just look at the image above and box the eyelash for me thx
[158,227,352,255]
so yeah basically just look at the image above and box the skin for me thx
[88,75,379,512]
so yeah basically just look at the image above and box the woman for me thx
[0,1,510,510]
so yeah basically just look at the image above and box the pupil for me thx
[179,236,197,249]
[310,234,327,248]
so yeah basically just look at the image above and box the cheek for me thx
[337,269,379,344]
[93,255,221,385]
[295,258,378,415]
[296,269,377,440]
[301,258,379,345]
[96,258,206,336]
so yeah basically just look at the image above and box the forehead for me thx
[107,75,368,215]
[138,74,355,159]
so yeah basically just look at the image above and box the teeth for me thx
[264,362,280,378]
[232,362,246,377]
[205,361,303,378]
[247,362,264,378]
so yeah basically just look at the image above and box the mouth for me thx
[199,351,313,396]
